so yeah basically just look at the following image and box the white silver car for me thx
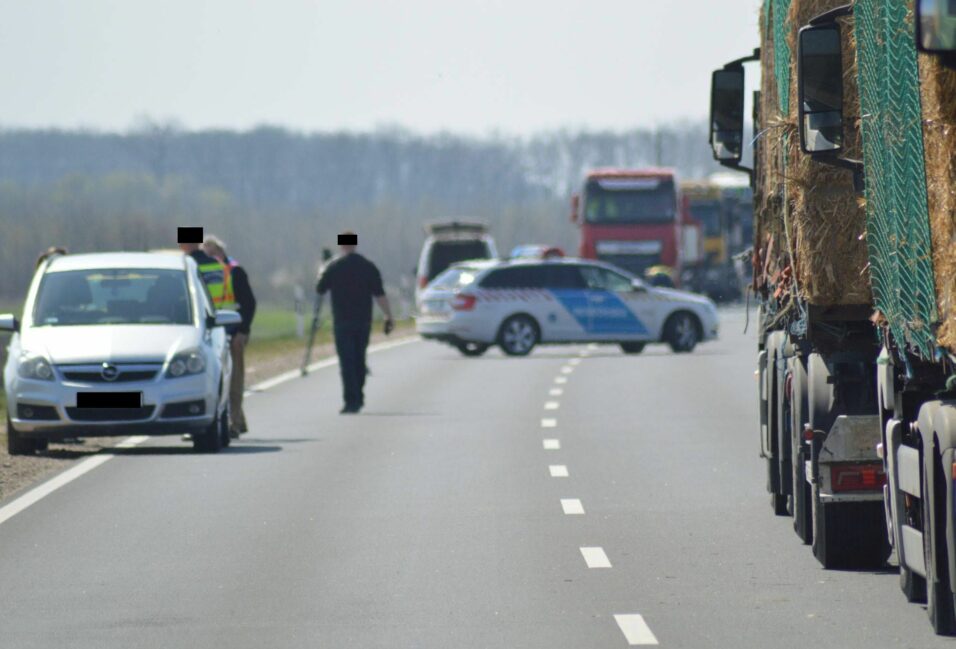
[0,252,240,454]
[416,258,719,356]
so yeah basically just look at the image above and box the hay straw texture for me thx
[784,0,872,305]
[919,54,956,350]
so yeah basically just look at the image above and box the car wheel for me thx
[193,407,225,454]
[455,342,490,357]
[664,312,700,353]
[620,342,646,354]
[219,401,231,448]
[6,413,37,455]
[498,315,539,356]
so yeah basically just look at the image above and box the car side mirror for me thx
[710,67,745,163]
[570,193,581,223]
[917,0,956,54]
[798,23,844,154]
[0,313,19,332]
[212,310,242,328]
[631,280,648,293]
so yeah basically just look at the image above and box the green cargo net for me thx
[764,0,792,114]
[856,0,937,358]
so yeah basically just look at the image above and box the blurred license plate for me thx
[425,299,448,312]
[77,392,143,408]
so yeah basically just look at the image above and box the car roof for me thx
[45,252,188,273]
[460,256,617,271]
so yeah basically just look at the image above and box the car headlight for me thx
[165,350,206,378]
[18,353,55,381]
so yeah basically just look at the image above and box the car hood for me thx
[21,325,200,364]
[649,287,716,308]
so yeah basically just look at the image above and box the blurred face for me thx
[178,243,199,253]
[339,244,356,255]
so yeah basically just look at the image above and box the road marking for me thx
[0,338,422,527]
[578,350,590,357]
[549,388,563,396]
[543,439,561,450]
[0,435,149,527]
[549,465,569,477]
[544,401,560,410]
[561,498,584,515]
[554,376,568,384]
[580,546,611,568]
[541,418,557,428]
[614,614,659,645]
[560,366,574,374]
[569,358,582,366]
[587,343,599,350]
[246,336,420,395]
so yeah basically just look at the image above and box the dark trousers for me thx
[333,322,371,408]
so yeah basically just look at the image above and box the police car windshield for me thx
[429,266,479,290]
[33,269,192,326]
[584,178,677,225]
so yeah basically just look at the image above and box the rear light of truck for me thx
[830,463,886,493]
[451,293,477,311]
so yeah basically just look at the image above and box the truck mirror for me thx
[570,193,581,223]
[709,68,745,163]
[798,23,844,154]
[917,0,956,53]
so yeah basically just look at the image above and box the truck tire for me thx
[923,443,956,635]
[811,496,890,569]
[808,353,837,434]
[497,315,539,356]
[6,413,37,455]
[789,356,812,544]
[776,347,794,506]
[766,332,788,515]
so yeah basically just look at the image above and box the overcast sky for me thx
[0,0,761,135]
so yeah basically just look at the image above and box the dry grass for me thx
[919,53,956,350]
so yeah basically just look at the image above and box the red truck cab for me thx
[571,168,700,287]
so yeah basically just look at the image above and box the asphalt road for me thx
[0,308,950,648]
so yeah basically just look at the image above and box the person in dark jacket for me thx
[203,235,257,436]
[317,232,394,414]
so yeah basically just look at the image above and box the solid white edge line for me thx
[542,439,560,450]
[549,465,569,477]
[0,338,423,527]
[561,498,584,515]
[580,546,611,568]
[0,435,149,526]
[614,614,659,645]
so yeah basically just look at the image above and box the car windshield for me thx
[429,266,480,290]
[33,268,192,326]
[428,240,491,281]
[584,178,677,225]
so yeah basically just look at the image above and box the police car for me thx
[415,258,719,356]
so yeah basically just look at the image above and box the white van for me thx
[415,221,497,306]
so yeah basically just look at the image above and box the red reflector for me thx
[451,293,477,311]
[952,463,956,480]
[830,463,886,493]
[418,276,429,289]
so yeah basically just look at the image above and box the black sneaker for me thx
[339,405,359,414]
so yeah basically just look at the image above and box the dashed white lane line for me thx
[614,614,659,645]
[549,388,563,396]
[560,366,574,374]
[543,439,561,450]
[561,498,585,515]
[541,418,557,428]
[549,465,569,477]
[587,343,599,350]
[580,546,611,568]
[544,401,560,410]
[554,376,568,384]
[569,358,582,366]
[0,435,149,527]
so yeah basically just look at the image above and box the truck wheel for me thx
[776,350,794,506]
[620,342,645,354]
[455,342,490,357]
[193,408,225,454]
[664,312,700,353]
[765,332,787,515]
[812,494,890,569]
[6,413,37,455]
[808,353,837,434]
[901,564,927,603]
[790,356,812,543]
[498,315,539,356]
[923,444,956,635]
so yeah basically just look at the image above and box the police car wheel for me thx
[665,312,700,353]
[620,342,645,355]
[455,342,490,357]
[498,315,539,356]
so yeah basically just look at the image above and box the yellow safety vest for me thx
[198,259,234,311]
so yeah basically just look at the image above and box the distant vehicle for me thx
[570,168,703,287]
[415,257,718,357]
[0,252,241,455]
[509,244,565,260]
[415,221,497,306]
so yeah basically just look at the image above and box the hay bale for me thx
[919,54,956,351]
[781,0,872,305]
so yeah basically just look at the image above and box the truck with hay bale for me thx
[793,0,956,636]
[709,0,890,573]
